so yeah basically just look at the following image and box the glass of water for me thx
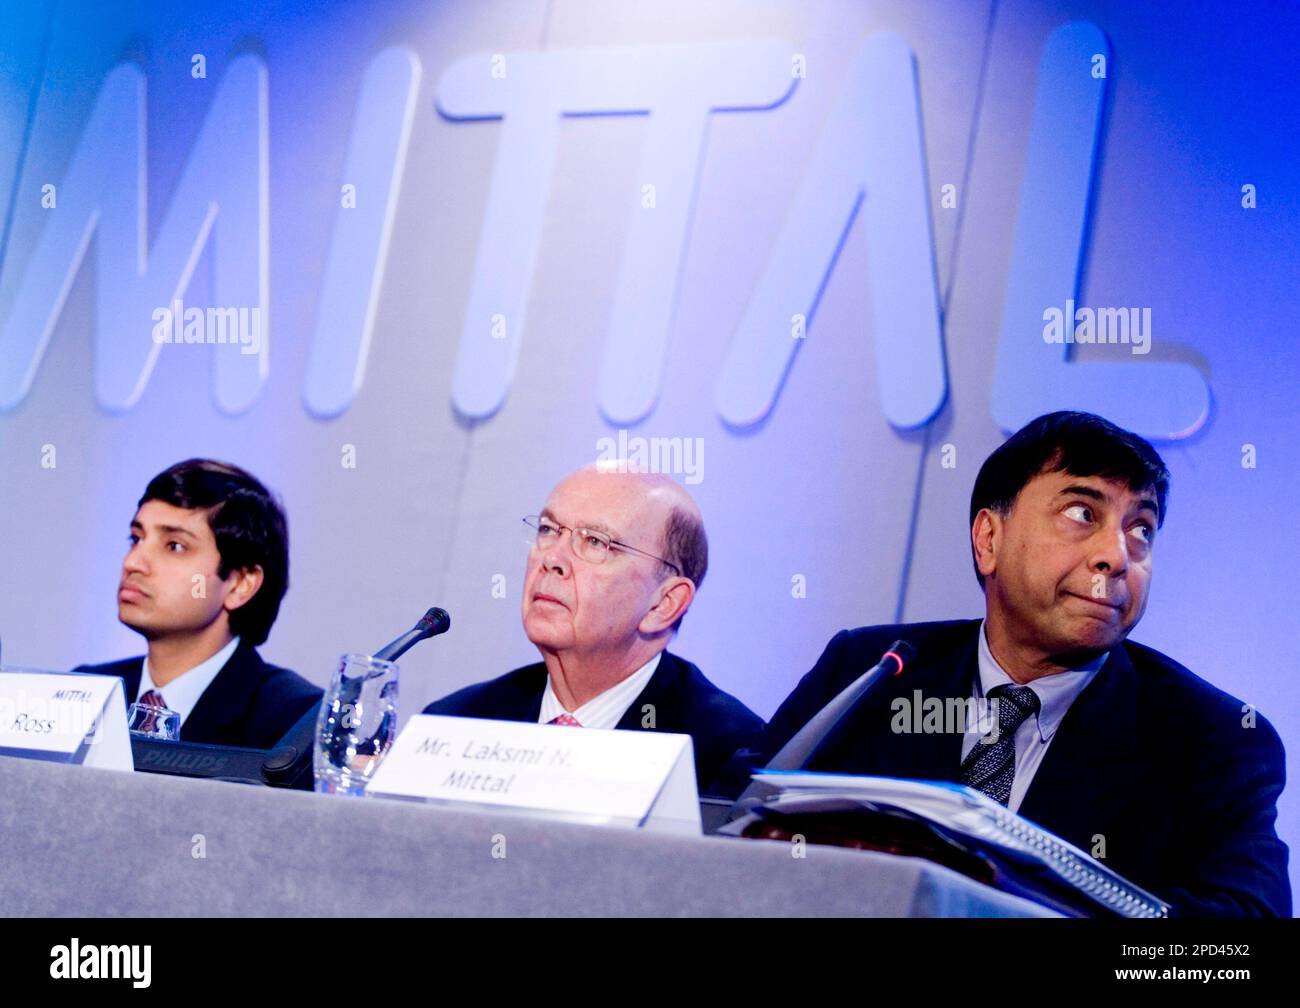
[127,701,181,740]
[314,653,399,796]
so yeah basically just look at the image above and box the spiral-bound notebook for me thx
[724,770,1169,918]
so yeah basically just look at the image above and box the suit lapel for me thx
[614,652,679,732]
[508,664,547,722]
[181,643,261,742]
[1017,644,1141,851]
[813,624,978,781]
[867,626,977,782]
[120,659,144,708]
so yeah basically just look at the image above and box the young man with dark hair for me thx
[761,411,1289,917]
[75,459,321,749]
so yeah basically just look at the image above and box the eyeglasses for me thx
[523,515,682,576]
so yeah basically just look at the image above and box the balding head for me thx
[580,462,707,590]
[521,464,706,671]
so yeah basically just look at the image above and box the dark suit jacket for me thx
[762,619,1290,918]
[422,651,764,794]
[75,642,322,750]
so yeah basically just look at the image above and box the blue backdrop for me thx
[1,0,1296,903]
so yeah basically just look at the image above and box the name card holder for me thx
[0,669,133,771]
[367,714,701,835]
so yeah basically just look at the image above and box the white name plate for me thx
[0,669,133,771]
[367,714,701,835]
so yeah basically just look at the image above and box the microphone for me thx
[261,605,451,789]
[373,607,450,663]
[728,640,914,819]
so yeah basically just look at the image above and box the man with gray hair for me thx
[424,463,762,792]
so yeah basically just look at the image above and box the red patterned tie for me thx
[137,689,167,733]
[548,713,582,727]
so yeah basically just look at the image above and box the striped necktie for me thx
[136,689,168,733]
[957,684,1040,805]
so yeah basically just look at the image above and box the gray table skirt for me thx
[0,756,1057,917]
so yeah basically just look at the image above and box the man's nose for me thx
[541,552,570,576]
[123,542,149,574]
[1090,525,1128,576]
[540,533,573,576]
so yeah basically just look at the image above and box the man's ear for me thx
[639,577,696,635]
[972,509,1001,581]
[222,565,264,614]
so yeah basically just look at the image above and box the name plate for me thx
[0,669,133,771]
[367,714,701,834]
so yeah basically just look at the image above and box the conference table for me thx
[0,756,1056,916]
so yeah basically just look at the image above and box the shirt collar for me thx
[140,636,241,724]
[975,620,1106,744]
[539,651,663,729]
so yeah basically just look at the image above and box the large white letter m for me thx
[0,54,268,414]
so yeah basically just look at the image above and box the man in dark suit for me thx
[75,459,320,749]
[424,463,763,792]
[763,412,1289,917]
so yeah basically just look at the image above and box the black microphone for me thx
[261,605,451,789]
[728,640,915,819]
[373,607,450,663]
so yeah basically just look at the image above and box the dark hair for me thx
[661,506,708,632]
[139,459,289,645]
[969,412,1170,587]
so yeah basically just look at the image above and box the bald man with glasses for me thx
[422,463,763,793]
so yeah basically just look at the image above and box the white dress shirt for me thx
[138,636,240,727]
[538,652,662,729]
[959,621,1105,813]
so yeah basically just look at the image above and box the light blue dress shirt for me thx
[138,636,240,727]
[959,620,1106,812]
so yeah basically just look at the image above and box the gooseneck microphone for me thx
[728,640,915,819]
[373,607,450,663]
[261,605,451,789]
